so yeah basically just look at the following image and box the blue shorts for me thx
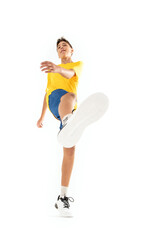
[48,89,76,130]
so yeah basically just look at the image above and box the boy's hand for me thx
[37,117,44,128]
[40,61,61,73]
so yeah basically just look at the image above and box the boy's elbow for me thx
[70,69,76,78]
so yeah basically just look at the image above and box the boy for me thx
[37,37,83,217]
[37,37,109,217]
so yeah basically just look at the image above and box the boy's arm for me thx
[58,67,76,79]
[40,61,76,79]
[40,93,47,120]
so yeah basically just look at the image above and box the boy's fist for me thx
[37,118,43,128]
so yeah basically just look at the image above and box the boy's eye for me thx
[58,44,66,49]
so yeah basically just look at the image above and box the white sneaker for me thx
[57,92,109,148]
[55,195,74,217]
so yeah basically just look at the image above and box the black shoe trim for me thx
[57,195,74,209]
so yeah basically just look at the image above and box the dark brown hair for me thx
[56,37,73,49]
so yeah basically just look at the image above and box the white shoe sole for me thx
[55,203,73,217]
[57,92,109,148]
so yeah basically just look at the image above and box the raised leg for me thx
[58,92,77,121]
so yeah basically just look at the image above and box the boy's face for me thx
[57,41,74,59]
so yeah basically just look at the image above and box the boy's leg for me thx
[61,146,75,188]
[55,92,76,216]
[58,92,77,121]
[55,145,75,216]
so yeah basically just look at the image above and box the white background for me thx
[0,0,160,239]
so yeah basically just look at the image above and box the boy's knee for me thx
[60,92,76,102]
[69,93,76,99]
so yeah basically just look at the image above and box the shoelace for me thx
[60,196,74,209]
[58,112,75,135]
[57,120,68,135]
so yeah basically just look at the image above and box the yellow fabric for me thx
[45,61,83,113]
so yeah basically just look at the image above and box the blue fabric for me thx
[48,89,69,130]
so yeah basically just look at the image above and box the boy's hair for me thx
[56,37,73,49]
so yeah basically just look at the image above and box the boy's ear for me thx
[71,48,74,56]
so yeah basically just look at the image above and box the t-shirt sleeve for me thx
[71,61,83,78]
[45,73,50,93]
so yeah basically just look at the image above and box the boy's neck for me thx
[61,57,73,64]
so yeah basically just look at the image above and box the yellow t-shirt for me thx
[45,61,83,111]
